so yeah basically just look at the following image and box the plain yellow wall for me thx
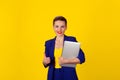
[0,0,120,80]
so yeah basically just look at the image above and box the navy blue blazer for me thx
[44,35,85,80]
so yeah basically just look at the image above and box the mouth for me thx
[57,31,62,34]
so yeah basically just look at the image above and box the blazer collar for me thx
[52,34,67,48]
[50,34,67,59]
[54,34,67,41]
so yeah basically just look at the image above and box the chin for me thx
[56,34,64,37]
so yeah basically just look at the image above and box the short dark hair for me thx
[53,16,67,25]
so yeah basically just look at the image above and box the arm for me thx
[59,48,85,65]
[77,48,85,64]
[43,53,51,68]
[43,41,51,68]
[73,37,85,64]
[59,57,80,65]
[59,37,85,65]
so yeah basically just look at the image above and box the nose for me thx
[58,27,62,32]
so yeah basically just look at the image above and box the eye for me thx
[61,26,65,28]
[55,25,59,28]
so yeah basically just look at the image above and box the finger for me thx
[59,60,61,65]
[46,57,50,59]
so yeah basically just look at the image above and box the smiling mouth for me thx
[57,31,62,34]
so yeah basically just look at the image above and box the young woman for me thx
[43,16,85,80]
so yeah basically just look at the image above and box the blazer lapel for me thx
[64,34,67,41]
[50,37,56,59]
[51,34,68,58]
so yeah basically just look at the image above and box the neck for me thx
[56,35,64,40]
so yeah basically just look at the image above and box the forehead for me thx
[54,20,66,25]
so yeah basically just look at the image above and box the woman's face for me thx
[53,20,67,37]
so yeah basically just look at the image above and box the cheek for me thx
[53,27,57,31]
[62,28,66,32]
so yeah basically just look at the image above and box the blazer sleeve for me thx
[43,41,50,68]
[77,48,85,64]
[73,37,85,64]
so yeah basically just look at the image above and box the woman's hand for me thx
[59,57,80,65]
[59,57,68,65]
[43,53,51,65]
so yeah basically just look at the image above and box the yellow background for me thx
[0,0,120,80]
